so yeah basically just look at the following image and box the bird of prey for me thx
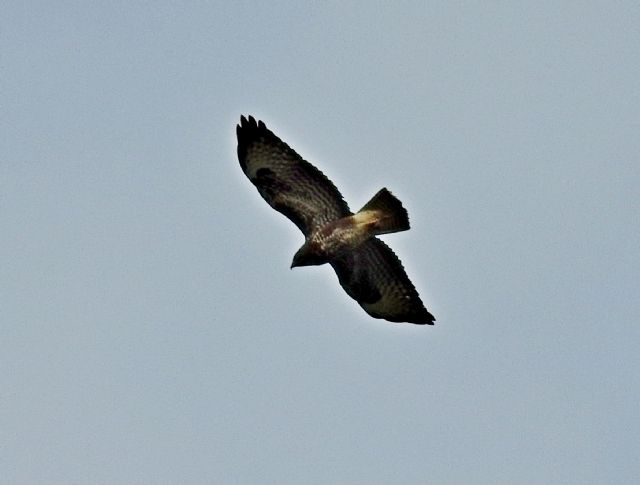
[236,115,435,325]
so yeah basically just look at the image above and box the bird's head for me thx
[291,244,326,268]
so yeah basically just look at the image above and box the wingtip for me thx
[238,115,265,132]
[403,307,436,325]
[413,314,436,325]
[424,309,436,325]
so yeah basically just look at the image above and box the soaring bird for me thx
[236,115,435,325]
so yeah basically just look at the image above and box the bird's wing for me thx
[330,238,435,324]
[237,115,351,236]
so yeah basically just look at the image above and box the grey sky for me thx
[2,2,639,484]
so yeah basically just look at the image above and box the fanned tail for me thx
[355,188,410,235]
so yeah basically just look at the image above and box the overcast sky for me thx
[2,2,639,484]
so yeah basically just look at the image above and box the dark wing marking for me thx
[237,115,351,236]
[330,238,435,325]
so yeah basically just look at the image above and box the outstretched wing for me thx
[330,238,435,325]
[237,115,350,236]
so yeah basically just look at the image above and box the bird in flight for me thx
[236,115,435,325]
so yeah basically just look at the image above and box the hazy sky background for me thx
[3,2,639,484]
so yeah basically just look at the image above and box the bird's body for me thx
[291,187,411,267]
[236,115,435,325]
[307,213,379,257]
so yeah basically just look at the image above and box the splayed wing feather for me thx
[330,238,435,325]
[237,115,350,235]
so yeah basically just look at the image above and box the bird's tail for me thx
[354,188,410,236]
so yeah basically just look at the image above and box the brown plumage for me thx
[236,115,435,325]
